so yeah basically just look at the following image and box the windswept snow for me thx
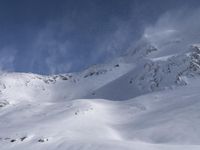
[1,77,200,150]
[1,41,200,149]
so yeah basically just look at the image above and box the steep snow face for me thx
[86,45,200,100]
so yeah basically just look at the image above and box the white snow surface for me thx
[1,42,200,149]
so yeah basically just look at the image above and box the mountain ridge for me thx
[1,41,200,150]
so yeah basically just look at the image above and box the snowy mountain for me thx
[1,40,200,149]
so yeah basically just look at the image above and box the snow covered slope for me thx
[1,77,200,150]
[1,42,200,149]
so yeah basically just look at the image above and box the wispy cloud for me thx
[30,20,75,74]
[141,7,200,55]
[1,1,198,74]
[0,47,16,73]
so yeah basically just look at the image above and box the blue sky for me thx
[0,0,199,74]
